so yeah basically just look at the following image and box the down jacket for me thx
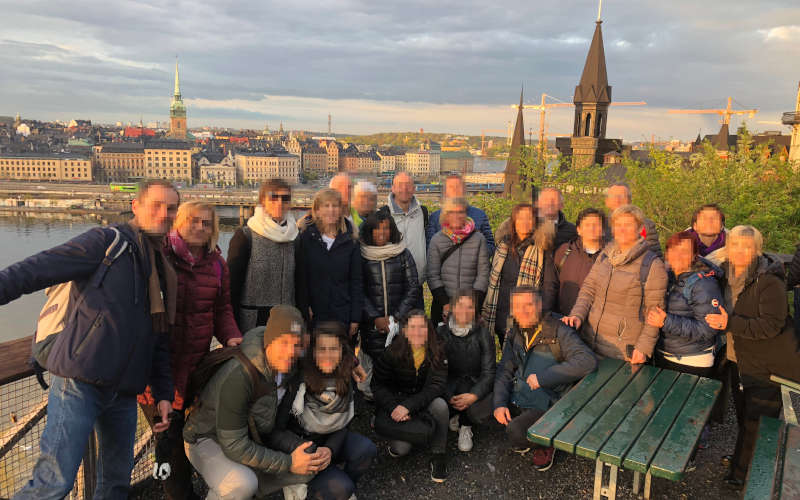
[183,328,304,474]
[295,221,363,326]
[658,258,723,358]
[569,238,668,359]
[371,338,448,414]
[427,229,490,305]
[725,254,800,386]
[140,233,242,410]
[436,322,496,400]
[362,249,420,322]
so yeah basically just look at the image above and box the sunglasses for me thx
[191,217,213,229]
[268,193,292,202]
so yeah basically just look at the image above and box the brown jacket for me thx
[548,238,605,316]
[569,238,667,359]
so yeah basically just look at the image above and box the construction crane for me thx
[511,94,646,158]
[668,96,757,125]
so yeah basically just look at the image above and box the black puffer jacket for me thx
[725,254,800,386]
[788,243,800,289]
[362,249,420,322]
[371,337,447,414]
[436,322,495,400]
[659,258,724,356]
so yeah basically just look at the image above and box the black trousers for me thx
[730,372,782,481]
[654,351,714,378]
[445,377,494,426]
[374,397,449,454]
[506,405,545,450]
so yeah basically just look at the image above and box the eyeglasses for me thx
[269,193,291,202]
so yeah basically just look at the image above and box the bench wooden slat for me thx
[779,422,800,500]
[575,364,660,459]
[743,416,784,500]
[648,377,721,481]
[597,369,680,466]
[622,373,698,473]
[553,362,641,454]
[0,335,34,386]
[527,358,624,447]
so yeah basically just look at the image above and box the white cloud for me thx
[759,25,800,42]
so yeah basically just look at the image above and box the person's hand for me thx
[352,364,367,383]
[290,442,322,475]
[705,306,728,331]
[152,400,172,433]
[646,307,667,328]
[450,393,479,411]
[630,348,647,365]
[562,316,582,329]
[226,337,243,347]
[316,447,332,471]
[442,304,451,319]
[391,405,410,422]
[296,213,312,231]
[494,406,511,426]
[526,374,540,390]
[349,323,359,338]
[374,316,389,333]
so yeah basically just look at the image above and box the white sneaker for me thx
[458,425,473,452]
[283,483,307,500]
[449,414,460,432]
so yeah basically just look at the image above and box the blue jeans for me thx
[13,376,138,500]
[308,431,377,500]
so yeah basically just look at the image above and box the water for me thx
[472,157,506,172]
[0,214,236,343]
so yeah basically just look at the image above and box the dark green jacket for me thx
[183,327,303,474]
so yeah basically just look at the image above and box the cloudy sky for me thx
[1,0,798,141]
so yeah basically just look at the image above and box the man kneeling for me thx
[493,287,597,471]
[183,305,327,499]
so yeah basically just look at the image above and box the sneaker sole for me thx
[534,460,554,472]
[430,464,447,483]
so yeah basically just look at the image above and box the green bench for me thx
[527,358,721,500]
[744,416,800,500]
[770,374,800,426]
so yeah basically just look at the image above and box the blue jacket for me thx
[426,205,495,255]
[0,223,173,401]
[658,258,724,357]
[493,314,596,410]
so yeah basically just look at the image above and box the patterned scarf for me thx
[441,217,475,245]
[481,239,545,335]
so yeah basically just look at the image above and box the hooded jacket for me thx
[724,254,800,386]
[183,328,304,474]
[658,258,724,357]
[569,238,668,359]
[295,221,363,326]
[427,205,496,255]
[0,223,173,401]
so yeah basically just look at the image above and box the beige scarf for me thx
[129,221,177,334]
[360,240,406,261]
[247,207,299,242]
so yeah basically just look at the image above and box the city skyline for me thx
[1,1,798,141]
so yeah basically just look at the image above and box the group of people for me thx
[0,172,798,499]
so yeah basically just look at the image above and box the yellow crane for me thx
[668,96,757,125]
[512,93,646,157]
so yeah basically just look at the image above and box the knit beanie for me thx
[263,305,305,348]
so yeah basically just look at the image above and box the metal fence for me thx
[0,371,156,499]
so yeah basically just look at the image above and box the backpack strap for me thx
[638,251,658,315]
[232,349,274,400]
[440,230,477,266]
[556,247,572,273]
[90,227,129,288]
[421,205,429,229]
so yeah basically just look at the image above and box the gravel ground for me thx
[133,393,744,500]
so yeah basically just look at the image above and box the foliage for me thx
[467,132,800,254]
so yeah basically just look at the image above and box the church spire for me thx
[574,19,611,104]
[504,86,526,198]
[173,58,181,98]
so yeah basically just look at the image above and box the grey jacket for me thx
[569,238,668,359]
[387,194,427,282]
[183,328,302,474]
[427,229,490,300]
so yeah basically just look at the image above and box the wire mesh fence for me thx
[0,372,156,499]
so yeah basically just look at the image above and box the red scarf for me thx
[442,217,475,245]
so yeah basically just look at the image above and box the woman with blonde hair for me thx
[563,205,668,363]
[296,188,363,337]
[705,225,800,488]
[139,200,242,500]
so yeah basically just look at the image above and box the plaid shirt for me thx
[482,240,545,335]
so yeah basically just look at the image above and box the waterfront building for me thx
[199,154,237,186]
[145,141,194,183]
[235,151,300,185]
[377,148,407,173]
[96,143,146,181]
[404,146,440,179]
[301,144,328,175]
[440,150,474,174]
[0,153,92,181]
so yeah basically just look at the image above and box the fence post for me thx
[81,431,98,499]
